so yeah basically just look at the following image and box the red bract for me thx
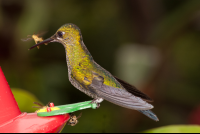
[0,67,70,133]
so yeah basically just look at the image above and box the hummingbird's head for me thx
[55,23,83,45]
[29,23,83,50]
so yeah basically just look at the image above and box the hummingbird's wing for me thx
[113,76,153,102]
[87,74,153,110]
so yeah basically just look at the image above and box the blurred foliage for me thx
[11,88,42,113]
[1,0,200,132]
[144,125,200,133]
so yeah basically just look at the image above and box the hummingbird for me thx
[29,23,159,121]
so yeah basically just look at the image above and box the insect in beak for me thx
[29,38,54,50]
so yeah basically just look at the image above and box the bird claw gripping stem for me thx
[36,100,97,117]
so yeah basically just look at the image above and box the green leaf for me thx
[144,125,200,133]
[11,88,42,113]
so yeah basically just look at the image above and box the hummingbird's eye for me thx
[57,31,64,38]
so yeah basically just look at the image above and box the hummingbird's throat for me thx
[64,40,93,69]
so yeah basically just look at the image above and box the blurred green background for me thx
[1,0,200,132]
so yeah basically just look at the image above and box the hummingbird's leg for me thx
[90,98,104,109]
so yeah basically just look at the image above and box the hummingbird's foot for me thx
[96,103,100,109]
[90,98,103,109]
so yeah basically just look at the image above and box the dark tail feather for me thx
[138,110,159,121]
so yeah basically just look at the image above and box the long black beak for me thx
[29,38,54,50]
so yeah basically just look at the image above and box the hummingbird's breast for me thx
[64,40,123,98]
[64,42,99,98]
